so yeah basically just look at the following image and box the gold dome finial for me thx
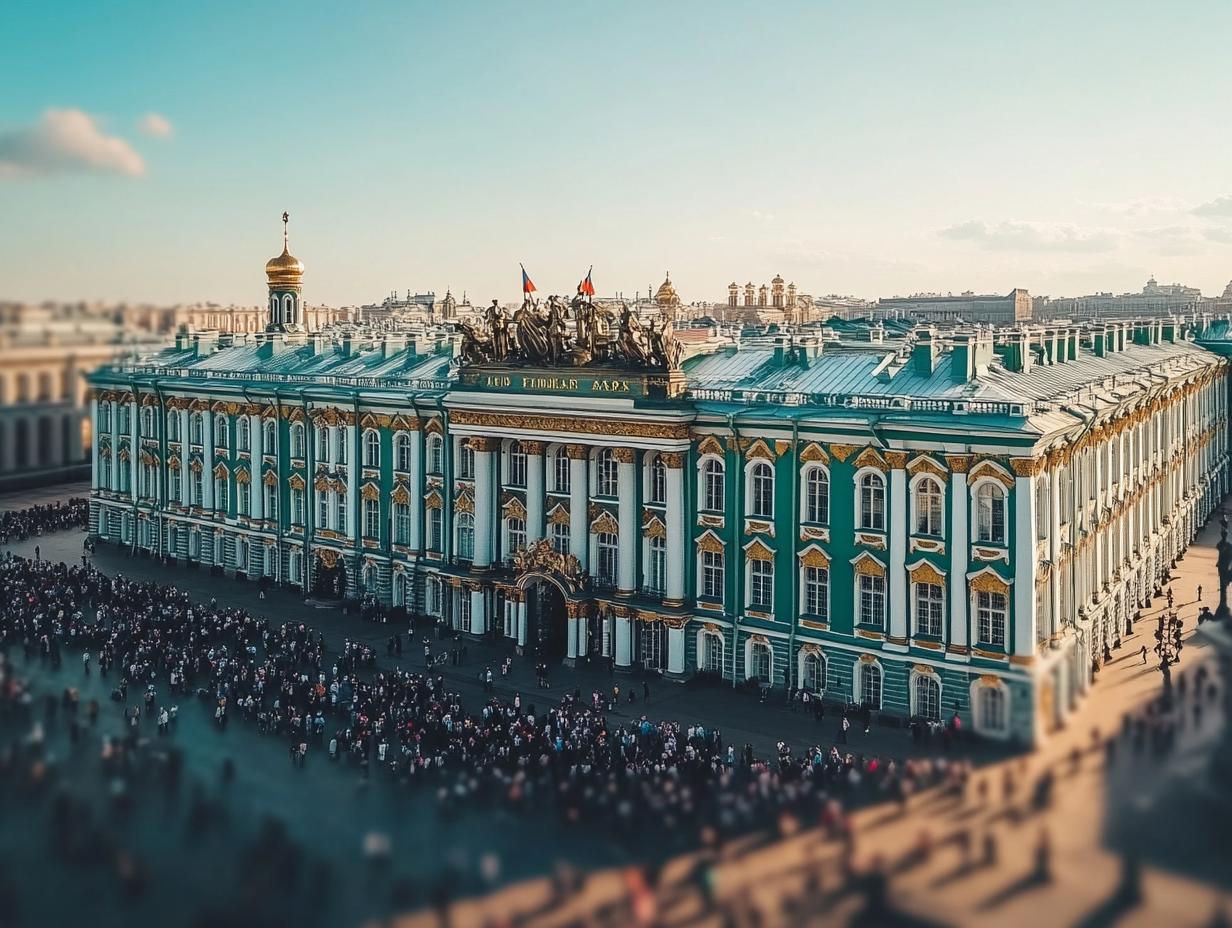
[266,210,304,290]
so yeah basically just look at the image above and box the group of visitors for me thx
[0,499,88,544]
[0,547,969,844]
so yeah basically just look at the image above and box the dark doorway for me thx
[313,558,346,599]
[528,581,568,662]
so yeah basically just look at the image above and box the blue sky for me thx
[3,0,1231,306]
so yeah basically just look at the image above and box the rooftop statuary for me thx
[457,293,682,371]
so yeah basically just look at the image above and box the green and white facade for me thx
[86,245,1231,745]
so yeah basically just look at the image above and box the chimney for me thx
[1067,328,1079,360]
[1163,317,1177,343]
[1091,323,1107,357]
[911,325,938,375]
[949,331,991,383]
[998,328,1032,373]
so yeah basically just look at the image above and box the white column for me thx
[516,599,527,648]
[664,452,686,603]
[887,463,907,647]
[470,588,486,635]
[948,461,970,654]
[614,613,633,667]
[473,437,496,568]
[568,445,589,571]
[251,413,265,521]
[203,409,215,511]
[616,448,638,594]
[409,428,424,551]
[110,404,120,490]
[566,609,579,659]
[1013,465,1038,657]
[89,397,100,489]
[525,441,545,544]
[667,623,686,674]
[1048,458,1061,640]
[575,614,588,657]
[345,424,358,538]
[128,400,138,502]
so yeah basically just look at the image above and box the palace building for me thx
[86,220,1232,744]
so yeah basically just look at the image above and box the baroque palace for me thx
[87,219,1231,744]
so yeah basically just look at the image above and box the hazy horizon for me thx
[3,0,1231,307]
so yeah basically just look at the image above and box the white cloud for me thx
[1193,195,1232,217]
[138,112,173,138]
[0,108,145,178]
[937,219,1118,253]
[1081,195,1190,216]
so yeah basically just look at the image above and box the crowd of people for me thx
[0,499,88,544]
[0,547,968,846]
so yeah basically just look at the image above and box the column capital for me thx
[1010,456,1045,477]
[884,450,909,469]
[565,443,589,460]
[613,447,637,464]
[661,451,687,469]
[469,436,500,453]
[521,440,546,455]
[945,454,973,474]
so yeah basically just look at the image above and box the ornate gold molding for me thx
[799,546,830,568]
[908,561,945,585]
[969,570,1009,594]
[799,442,829,464]
[451,409,689,440]
[884,451,909,469]
[565,443,589,460]
[696,531,724,554]
[613,447,637,464]
[696,435,724,457]
[1009,457,1044,477]
[852,553,886,578]
[661,451,686,469]
[829,444,857,463]
[852,447,888,472]
[969,461,1014,488]
[745,539,774,561]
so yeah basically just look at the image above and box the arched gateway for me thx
[512,539,592,665]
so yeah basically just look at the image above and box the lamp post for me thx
[1154,587,1184,705]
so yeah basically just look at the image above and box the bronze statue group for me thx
[458,292,683,370]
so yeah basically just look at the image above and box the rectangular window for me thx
[701,549,724,600]
[292,489,304,526]
[749,559,773,610]
[191,471,202,506]
[215,478,228,513]
[803,566,829,618]
[509,449,527,488]
[394,503,410,545]
[550,521,569,555]
[428,508,443,552]
[553,453,570,493]
[458,444,474,479]
[318,494,329,528]
[646,536,666,593]
[364,498,380,538]
[914,582,944,637]
[858,574,886,627]
[169,469,181,501]
[977,590,1007,647]
[237,481,250,516]
[597,533,618,585]
[265,483,278,520]
[336,494,347,534]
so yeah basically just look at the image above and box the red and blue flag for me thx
[521,265,536,294]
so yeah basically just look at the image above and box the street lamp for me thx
[1154,587,1184,701]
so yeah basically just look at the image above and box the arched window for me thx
[237,417,250,451]
[914,477,943,536]
[394,433,411,472]
[457,441,474,479]
[857,472,885,531]
[648,455,666,504]
[455,513,475,561]
[975,482,1006,544]
[596,449,618,497]
[802,652,826,694]
[290,423,305,459]
[392,571,407,607]
[749,461,774,517]
[508,441,527,487]
[167,412,180,441]
[551,448,570,493]
[914,674,941,721]
[702,458,725,512]
[336,427,347,464]
[976,685,1008,734]
[363,429,380,467]
[363,497,380,538]
[189,412,203,444]
[316,425,330,462]
[749,641,772,682]
[427,435,443,475]
[237,479,250,515]
[700,632,723,673]
[804,467,829,524]
[263,420,276,453]
[214,416,229,449]
[597,531,618,584]
[859,663,882,709]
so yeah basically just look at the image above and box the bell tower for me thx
[265,211,305,332]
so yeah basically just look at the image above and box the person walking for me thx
[1139,645,1148,665]
[838,715,850,744]
[82,651,91,676]
[1196,584,1203,602]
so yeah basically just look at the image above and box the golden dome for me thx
[654,271,680,306]
[266,212,304,290]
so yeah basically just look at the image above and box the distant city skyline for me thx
[2,0,1232,306]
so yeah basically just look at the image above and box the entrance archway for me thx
[314,556,347,599]
[526,579,569,662]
